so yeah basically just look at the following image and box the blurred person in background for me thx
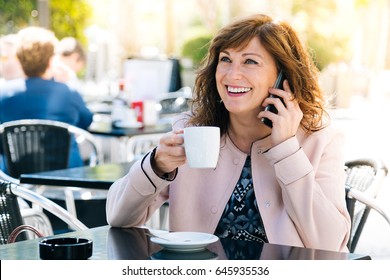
[53,36,86,92]
[0,34,26,171]
[0,27,93,168]
[0,34,25,83]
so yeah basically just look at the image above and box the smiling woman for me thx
[215,37,279,133]
[106,14,351,253]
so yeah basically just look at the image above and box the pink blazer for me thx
[106,121,351,252]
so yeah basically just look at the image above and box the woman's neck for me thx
[228,115,271,154]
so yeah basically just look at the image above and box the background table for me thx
[20,162,133,230]
[0,225,371,260]
[20,162,133,190]
[88,121,171,163]
[88,121,171,137]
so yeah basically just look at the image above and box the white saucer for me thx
[150,231,219,252]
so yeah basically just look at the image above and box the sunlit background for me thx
[1,0,390,258]
[2,0,389,171]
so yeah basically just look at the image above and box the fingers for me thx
[153,130,186,174]
[160,130,184,146]
[262,80,296,111]
[258,80,302,132]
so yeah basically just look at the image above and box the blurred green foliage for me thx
[50,0,92,44]
[290,0,371,70]
[291,0,352,70]
[0,0,38,34]
[181,34,213,68]
[0,0,91,45]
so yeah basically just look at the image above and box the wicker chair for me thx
[345,158,389,252]
[0,179,87,244]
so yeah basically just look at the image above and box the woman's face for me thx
[216,37,278,118]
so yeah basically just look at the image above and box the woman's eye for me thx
[220,56,231,63]
[245,59,258,65]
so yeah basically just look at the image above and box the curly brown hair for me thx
[16,27,58,77]
[187,14,329,135]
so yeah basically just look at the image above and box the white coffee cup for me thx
[184,126,220,168]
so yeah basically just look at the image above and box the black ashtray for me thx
[39,237,93,260]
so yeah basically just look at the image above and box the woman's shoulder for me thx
[298,121,344,146]
[172,111,193,130]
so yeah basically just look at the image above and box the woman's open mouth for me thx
[227,86,252,96]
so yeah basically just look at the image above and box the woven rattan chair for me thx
[345,158,389,252]
[0,179,87,244]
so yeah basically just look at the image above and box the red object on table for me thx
[131,101,144,123]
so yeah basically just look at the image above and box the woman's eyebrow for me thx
[242,52,264,59]
[219,50,266,62]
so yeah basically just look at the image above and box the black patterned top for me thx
[215,155,268,244]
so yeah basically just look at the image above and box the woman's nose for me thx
[226,63,242,80]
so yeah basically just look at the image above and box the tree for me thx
[0,0,38,34]
[49,0,92,44]
[0,0,92,45]
[291,0,351,70]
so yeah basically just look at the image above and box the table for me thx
[88,120,171,137]
[19,162,134,230]
[88,120,171,163]
[20,162,133,190]
[20,161,168,230]
[0,225,371,260]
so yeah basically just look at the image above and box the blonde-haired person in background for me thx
[106,14,351,255]
[0,27,93,168]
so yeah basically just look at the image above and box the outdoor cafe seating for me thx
[1,55,389,260]
[0,179,87,245]
[344,158,390,252]
[0,119,105,233]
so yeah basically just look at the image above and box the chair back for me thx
[0,178,88,244]
[0,120,100,234]
[0,119,71,178]
[0,119,102,179]
[345,158,388,252]
[67,124,101,166]
[126,133,163,162]
[0,180,28,244]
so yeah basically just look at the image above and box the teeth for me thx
[227,86,251,93]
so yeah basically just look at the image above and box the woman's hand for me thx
[151,129,186,175]
[258,80,303,146]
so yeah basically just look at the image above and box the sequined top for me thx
[215,156,268,243]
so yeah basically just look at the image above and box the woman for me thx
[106,14,351,252]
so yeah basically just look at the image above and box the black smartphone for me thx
[261,71,286,128]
